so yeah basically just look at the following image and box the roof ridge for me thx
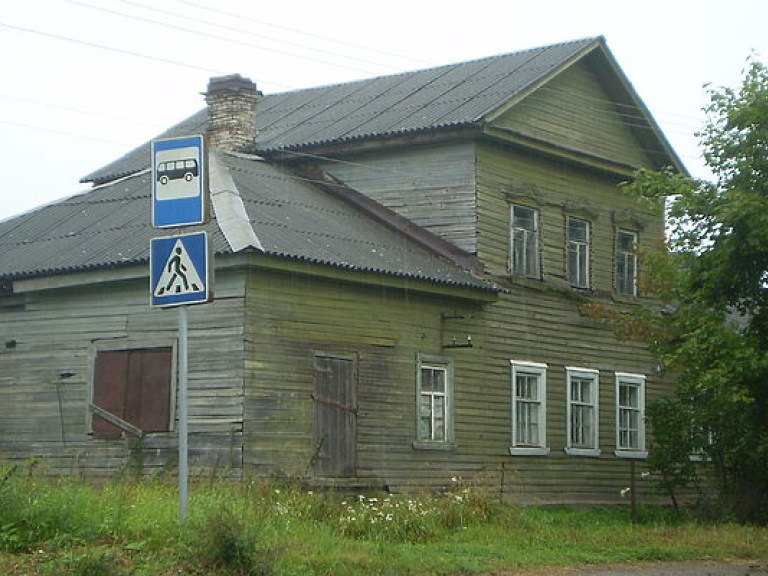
[263,36,602,99]
[80,37,604,185]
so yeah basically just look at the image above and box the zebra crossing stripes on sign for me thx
[150,231,212,307]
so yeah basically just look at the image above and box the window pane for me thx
[513,206,536,230]
[572,404,594,447]
[516,374,538,400]
[511,206,539,278]
[568,373,596,450]
[619,382,639,408]
[418,362,449,442]
[618,231,636,252]
[517,401,539,445]
[617,231,637,295]
[568,218,588,241]
[617,376,644,451]
[421,366,445,392]
[568,219,589,288]
[513,366,544,448]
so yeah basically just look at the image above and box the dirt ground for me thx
[496,560,768,576]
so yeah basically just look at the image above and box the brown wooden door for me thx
[312,354,357,477]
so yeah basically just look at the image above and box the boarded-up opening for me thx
[312,353,357,477]
[92,348,173,439]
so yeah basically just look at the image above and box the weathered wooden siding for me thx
[315,142,478,253]
[241,261,665,505]
[0,269,248,477]
[492,60,653,170]
[476,140,662,284]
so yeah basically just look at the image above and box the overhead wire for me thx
[176,0,429,68]
[114,0,416,75]
[0,119,128,147]
[63,0,398,80]
[0,3,709,183]
[0,93,163,129]
[0,21,226,75]
[3,1,708,137]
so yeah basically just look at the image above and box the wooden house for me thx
[0,37,685,504]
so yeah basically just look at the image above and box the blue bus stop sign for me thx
[151,135,206,228]
[150,231,212,307]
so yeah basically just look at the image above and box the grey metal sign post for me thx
[150,135,213,523]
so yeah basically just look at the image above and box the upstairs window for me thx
[566,368,600,456]
[510,205,540,279]
[616,230,638,295]
[615,372,647,458]
[567,217,590,289]
[510,361,548,455]
[416,355,454,447]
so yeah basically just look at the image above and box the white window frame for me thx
[510,360,549,456]
[567,217,590,289]
[616,230,638,296]
[565,367,600,457]
[510,205,541,279]
[615,372,648,459]
[414,354,454,449]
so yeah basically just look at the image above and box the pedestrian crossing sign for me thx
[150,231,212,307]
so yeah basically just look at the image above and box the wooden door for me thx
[312,354,357,477]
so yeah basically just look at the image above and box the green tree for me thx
[620,59,768,523]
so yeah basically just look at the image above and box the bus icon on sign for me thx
[151,135,206,228]
[153,144,202,202]
[157,158,199,185]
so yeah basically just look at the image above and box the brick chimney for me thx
[205,74,261,152]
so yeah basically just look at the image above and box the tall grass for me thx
[1,462,766,576]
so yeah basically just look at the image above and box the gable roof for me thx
[0,152,495,293]
[2,37,682,294]
[83,37,613,186]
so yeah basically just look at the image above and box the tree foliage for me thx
[619,59,768,523]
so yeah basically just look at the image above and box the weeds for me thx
[187,506,277,575]
[0,462,766,576]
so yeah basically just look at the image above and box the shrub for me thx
[186,504,277,576]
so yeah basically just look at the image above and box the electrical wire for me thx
[0,93,162,128]
[63,0,396,79]
[113,0,416,74]
[0,119,128,146]
[0,13,708,180]
[0,21,226,74]
[175,0,427,67]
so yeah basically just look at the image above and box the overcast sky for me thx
[1,0,765,221]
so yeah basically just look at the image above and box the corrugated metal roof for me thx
[82,37,599,185]
[5,38,611,291]
[1,155,496,292]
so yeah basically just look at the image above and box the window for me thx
[415,355,454,448]
[566,368,600,456]
[510,361,548,455]
[567,217,590,288]
[510,205,540,278]
[615,372,647,458]
[616,230,638,295]
[91,348,174,439]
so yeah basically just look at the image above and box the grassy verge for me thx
[0,464,766,575]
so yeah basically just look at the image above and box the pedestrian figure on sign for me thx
[158,247,196,294]
[167,247,189,293]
